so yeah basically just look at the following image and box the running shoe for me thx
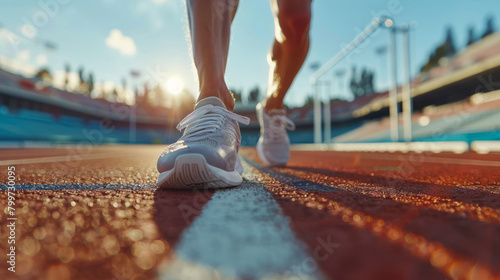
[157,97,250,189]
[256,102,295,166]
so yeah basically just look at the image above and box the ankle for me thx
[261,96,284,113]
[198,85,235,111]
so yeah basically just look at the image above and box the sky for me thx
[0,0,499,107]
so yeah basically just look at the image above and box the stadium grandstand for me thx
[0,67,194,144]
[335,32,500,143]
[1,31,500,146]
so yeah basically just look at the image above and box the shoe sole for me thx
[256,142,271,166]
[156,153,243,189]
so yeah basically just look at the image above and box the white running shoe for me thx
[156,97,250,189]
[256,102,295,166]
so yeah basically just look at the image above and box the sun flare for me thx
[165,77,184,95]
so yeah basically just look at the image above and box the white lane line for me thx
[158,167,323,280]
[471,141,500,154]
[293,145,500,167]
[356,153,500,167]
[293,142,470,154]
[0,184,156,191]
[407,155,500,167]
[0,152,124,166]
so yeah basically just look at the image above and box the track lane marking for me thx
[370,154,500,167]
[0,184,156,191]
[314,151,500,167]
[241,156,499,280]
[0,152,129,166]
[406,155,500,167]
[158,162,323,280]
[243,153,500,223]
[265,165,500,225]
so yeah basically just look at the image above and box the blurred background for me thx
[0,0,499,147]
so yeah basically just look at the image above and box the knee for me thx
[276,2,312,46]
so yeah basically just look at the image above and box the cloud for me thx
[0,28,17,41]
[105,29,137,56]
[36,54,48,65]
[0,28,25,55]
[132,0,180,30]
[149,0,167,5]
[18,50,30,61]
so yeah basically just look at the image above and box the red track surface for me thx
[0,146,499,280]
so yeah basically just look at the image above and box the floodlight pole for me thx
[323,81,332,144]
[310,17,414,144]
[130,101,137,144]
[310,17,388,144]
[402,25,413,142]
[314,81,322,143]
[388,27,399,142]
[129,84,137,144]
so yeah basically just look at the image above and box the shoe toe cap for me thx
[157,143,231,173]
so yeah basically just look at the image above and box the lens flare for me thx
[165,77,184,95]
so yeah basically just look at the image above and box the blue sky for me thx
[0,0,499,106]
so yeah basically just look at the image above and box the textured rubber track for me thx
[1,146,499,280]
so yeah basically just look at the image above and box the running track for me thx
[0,145,499,280]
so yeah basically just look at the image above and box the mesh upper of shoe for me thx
[158,98,249,172]
[261,109,295,142]
[256,103,295,165]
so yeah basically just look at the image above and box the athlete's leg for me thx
[255,0,312,166]
[186,0,239,110]
[261,0,312,112]
[156,0,248,189]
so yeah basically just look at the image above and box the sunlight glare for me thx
[165,77,184,95]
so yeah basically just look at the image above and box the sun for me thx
[165,77,184,95]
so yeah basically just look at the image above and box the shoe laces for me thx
[177,104,250,142]
[265,109,296,140]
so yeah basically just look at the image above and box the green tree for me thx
[154,84,166,107]
[248,86,260,102]
[482,16,495,39]
[466,26,476,46]
[111,88,118,102]
[87,73,95,96]
[35,68,53,84]
[443,27,457,57]
[365,70,374,95]
[350,66,375,98]
[64,63,71,90]
[230,88,242,103]
[77,66,87,94]
[121,78,127,92]
[420,27,457,73]
[304,94,314,106]
[350,66,359,97]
